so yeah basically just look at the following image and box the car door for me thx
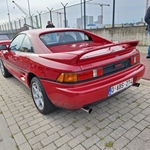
[17,35,34,84]
[3,34,25,78]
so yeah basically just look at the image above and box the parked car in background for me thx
[0,32,12,40]
[0,28,145,114]
[0,33,12,45]
[0,32,12,58]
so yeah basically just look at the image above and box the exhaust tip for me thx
[89,108,92,114]
[132,83,140,87]
[81,106,92,113]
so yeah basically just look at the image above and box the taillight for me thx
[78,70,93,81]
[130,55,140,65]
[57,73,77,83]
[97,68,103,76]
[57,67,103,83]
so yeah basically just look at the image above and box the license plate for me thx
[108,78,133,96]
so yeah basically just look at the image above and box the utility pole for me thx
[6,0,13,33]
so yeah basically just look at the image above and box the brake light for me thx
[57,67,103,83]
[97,68,103,76]
[130,55,140,65]
[78,70,93,81]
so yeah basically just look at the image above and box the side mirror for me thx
[0,45,7,50]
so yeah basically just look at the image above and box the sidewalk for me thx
[0,72,150,150]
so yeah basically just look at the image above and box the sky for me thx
[1,0,77,22]
[0,0,147,28]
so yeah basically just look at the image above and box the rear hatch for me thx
[46,40,139,66]
[39,40,140,82]
[77,41,140,76]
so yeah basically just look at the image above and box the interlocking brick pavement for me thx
[0,72,150,150]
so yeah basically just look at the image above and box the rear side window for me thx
[40,31,92,46]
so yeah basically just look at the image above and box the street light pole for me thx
[27,0,31,16]
[6,0,11,23]
[83,0,86,29]
[112,0,115,28]
[6,0,13,33]
[27,0,33,27]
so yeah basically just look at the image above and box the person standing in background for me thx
[46,21,55,28]
[145,6,150,59]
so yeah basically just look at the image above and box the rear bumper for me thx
[41,64,145,109]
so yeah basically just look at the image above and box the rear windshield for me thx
[0,34,12,40]
[40,31,92,46]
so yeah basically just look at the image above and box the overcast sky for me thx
[1,0,76,21]
[0,0,147,26]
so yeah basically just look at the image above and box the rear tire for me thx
[0,60,11,78]
[30,77,56,114]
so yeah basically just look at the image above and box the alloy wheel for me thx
[0,60,5,75]
[32,81,44,111]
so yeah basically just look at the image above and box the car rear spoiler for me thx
[78,40,139,59]
[39,40,139,65]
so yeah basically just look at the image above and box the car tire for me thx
[0,60,11,78]
[30,77,56,114]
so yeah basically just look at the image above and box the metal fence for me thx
[0,0,146,35]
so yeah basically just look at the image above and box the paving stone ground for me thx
[0,66,150,149]
[0,75,150,150]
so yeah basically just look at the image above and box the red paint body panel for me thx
[0,28,145,110]
[41,64,145,109]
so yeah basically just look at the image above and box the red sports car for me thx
[0,28,145,114]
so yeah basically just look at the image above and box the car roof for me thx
[20,28,85,36]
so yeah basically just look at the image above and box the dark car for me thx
[0,32,12,40]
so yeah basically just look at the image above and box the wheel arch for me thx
[29,74,56,114]
[27,73,36,87]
